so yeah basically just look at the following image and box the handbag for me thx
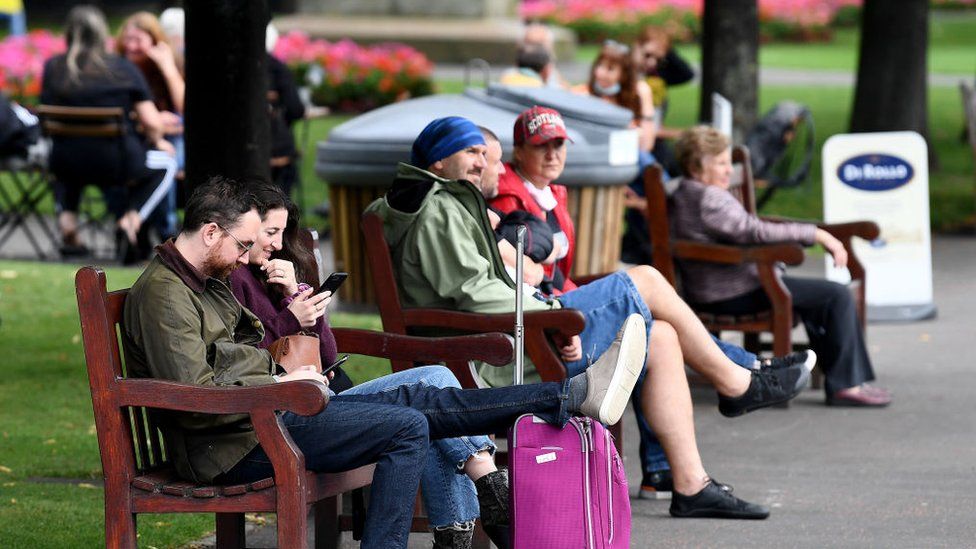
[268,332,322,374]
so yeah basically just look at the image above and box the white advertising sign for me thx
[711,93,732,139]
[822,131,936,321]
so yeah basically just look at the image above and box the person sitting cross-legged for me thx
[366,116,814,519]
[121,175,650,549]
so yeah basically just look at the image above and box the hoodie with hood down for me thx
[366,162,558,385]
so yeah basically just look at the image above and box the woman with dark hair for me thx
[577,40,656,152]
[40,4,177,261]
[576,40,666,265]
[229,182,512,549]
[669,126,891,407]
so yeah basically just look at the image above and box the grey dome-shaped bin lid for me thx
[316,85,640,187]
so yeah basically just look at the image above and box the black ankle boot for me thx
[474,469,510,549]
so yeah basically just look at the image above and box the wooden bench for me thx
[76,265,512,548]
[642,146,879,382]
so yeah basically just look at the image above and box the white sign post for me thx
[711,93,733,139]
[822,131,936,321]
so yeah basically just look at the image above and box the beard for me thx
[201,249,242,280]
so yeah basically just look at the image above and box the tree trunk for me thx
[184,0,271,193]
[699,0,759,143]
[850,0,929,138]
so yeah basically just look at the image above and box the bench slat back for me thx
[76,267,170,481]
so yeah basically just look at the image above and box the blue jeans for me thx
[221,380,571,549]
[556,271,758,475]
[341,366,495,528]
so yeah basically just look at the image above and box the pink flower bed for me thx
[273,31,434,112]
[0,30,65,105]
[520,0,870,42]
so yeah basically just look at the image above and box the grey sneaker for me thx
[579,314,647,425]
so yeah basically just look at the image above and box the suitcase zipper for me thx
[580,418,595,549]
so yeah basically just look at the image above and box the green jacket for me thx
[122,241,276,483]
[365,163,558,386]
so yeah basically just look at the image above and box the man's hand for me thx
[276,364,329,385]
[623,187,647,211]
[262,259,299,296]
[557,335,583,363]
[287,288,331,328]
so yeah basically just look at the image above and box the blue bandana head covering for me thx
[411,116,486,170]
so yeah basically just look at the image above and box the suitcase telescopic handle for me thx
[514,225,526,386]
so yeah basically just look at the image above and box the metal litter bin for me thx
[317,84,639,306]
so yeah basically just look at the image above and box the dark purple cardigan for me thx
[229,266,352,392]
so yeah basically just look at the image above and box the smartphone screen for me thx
[320,272,348,295]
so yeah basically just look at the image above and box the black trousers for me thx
[695,276,875,396]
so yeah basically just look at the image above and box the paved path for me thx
[184,235,976,548]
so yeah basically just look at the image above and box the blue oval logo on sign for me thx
[837,154,914,191]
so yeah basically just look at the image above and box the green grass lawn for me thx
[0,260,389,547]
[577,11,976,75]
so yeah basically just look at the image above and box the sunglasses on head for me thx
[603,39,630,55]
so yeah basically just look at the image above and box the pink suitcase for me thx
[509,414,631,548]
[507,225,631,548]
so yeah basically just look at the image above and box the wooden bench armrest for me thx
[401,308,586,337]
[672,240,805,266]
[816,220,881,241]
[332,328,512,366]
[759,215,881,242]
[117,378,329,416]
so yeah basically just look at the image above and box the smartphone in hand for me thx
[319,272,348,295]
[322,354,349,376]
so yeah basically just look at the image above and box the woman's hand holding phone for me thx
[287,287,333,328]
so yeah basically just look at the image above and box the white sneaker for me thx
[579,314,647,425]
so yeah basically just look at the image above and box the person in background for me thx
[117,11,184,241]
[499,43,554,88]
[229,181,512,548]
[158,7,185,56]
[266,23,310,197]
[41,5,177,262]
[669,126,891,408]
[520,22,567,88]
[635,26,694,149]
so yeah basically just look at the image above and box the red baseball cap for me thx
[514,106,572,146]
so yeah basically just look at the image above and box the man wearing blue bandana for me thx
[368,115,814,521]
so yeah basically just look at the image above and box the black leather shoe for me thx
[670,481,769,520]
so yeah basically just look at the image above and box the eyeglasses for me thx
[216,223,254,257]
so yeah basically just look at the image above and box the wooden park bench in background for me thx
[76,265,512,548]
[642,146,879,386]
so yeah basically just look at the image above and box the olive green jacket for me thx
[365,163,558,386]
[122,241,276,483]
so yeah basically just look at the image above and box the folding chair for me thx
[0,157,59,259]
